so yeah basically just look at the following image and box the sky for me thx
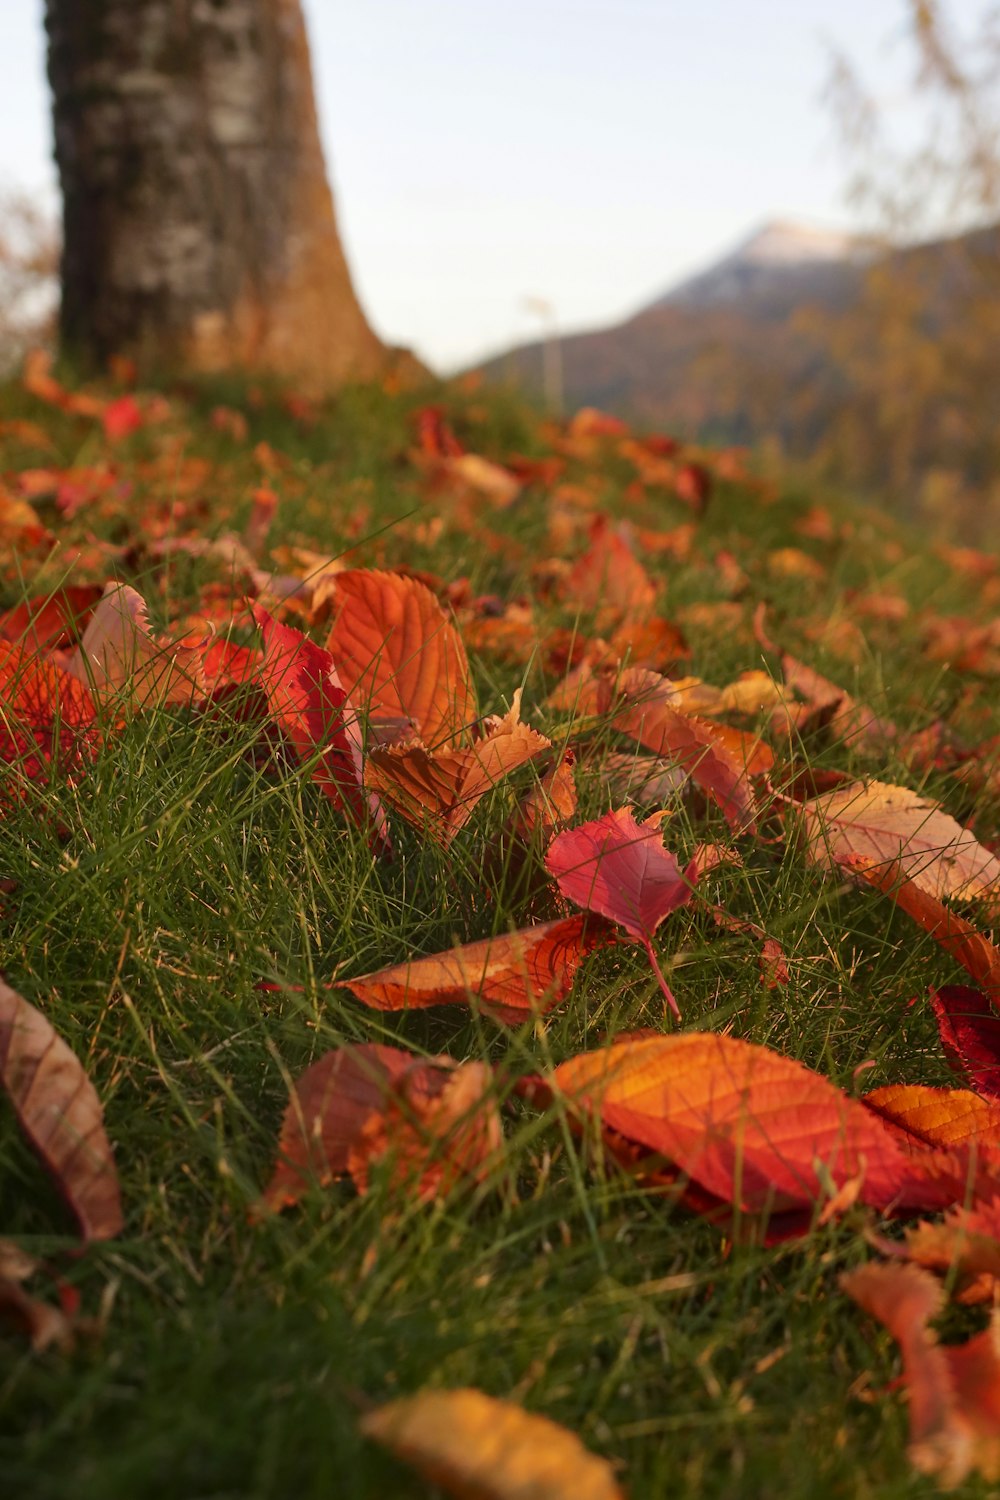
[0,1,988,371]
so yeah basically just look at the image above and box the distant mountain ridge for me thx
[652,219,865,309]
[475,218,872,449]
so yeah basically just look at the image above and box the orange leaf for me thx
[612,670,769,833]
[549,1033,916,1217]
[341,916,608,1024]
[863,1084,1000,1150]
[365,691,550,844]
[893,1199,1000,1302]
[0,978,122,1241]
[347,1059,502,1202]
[326,568,476,748]
[256,1044,500,1213]
[843,1261,1000,1485]
[847,855,1000,1002]
[360,1387,625,1500]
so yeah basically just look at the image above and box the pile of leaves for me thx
[2,357,1000,1497]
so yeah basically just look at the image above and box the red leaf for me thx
[545,808,696,1016]
[931,985,1000,1099]
[252,606,385,839]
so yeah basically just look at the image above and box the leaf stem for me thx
[643,936,681,1020]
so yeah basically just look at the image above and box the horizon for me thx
[0,1,990,371]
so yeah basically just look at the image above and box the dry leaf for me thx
[0,977,122,1241]
[360,1387,624,1500]
[803,781,1000,911]
[256,1043,501,1213]
[341,917,607,1023]
[366,691,550,844]
[326,568,476,748]
[843,1260,1000,1486]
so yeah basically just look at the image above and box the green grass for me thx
[1,372,998,1498]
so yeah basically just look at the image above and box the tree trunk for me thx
[45,0,393,389]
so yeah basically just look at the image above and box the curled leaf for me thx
[66,583,205,708]
[340,917,609,1024]
[366,691,550,844]
[0,978,122,1241]
[256,1043,501,1214]
[843,1260,1000,1486]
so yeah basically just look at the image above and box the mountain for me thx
[652,219,864,309]
[474,218,875,449]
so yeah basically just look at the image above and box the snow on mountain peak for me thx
[738,220,858,265]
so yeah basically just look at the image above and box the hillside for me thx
[2,363,1000,1498]
[477,220,999,479]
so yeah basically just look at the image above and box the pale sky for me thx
[0,2,987,371]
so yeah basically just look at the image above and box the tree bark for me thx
[45,0,393,389]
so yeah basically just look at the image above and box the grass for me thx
[1,369,998,1498]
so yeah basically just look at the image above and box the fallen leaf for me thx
[0,978,122,1241]
[862,1084,1000,1150]
[802,781,1000,911]
[548,1032,918,1218]
[366,691,550,844]
[560,516,656,626]
[507,755,578,845]
[892,1200,1000,1302]
[66,583,205,708]
[842,1260,1000,1486]
[778,654,895,751]
[340,917,608,1024]
[546,807,695,1016]
[847,856,1000,1002]
[0,638,99,787]
[760,936,790,990]
[326,568,477,748]
[360,1387,624,1500]
[252,606,384,836]
[930,986,1000,1099]
[612,669,770,833]
[256,1043,501,1213]
[348,1059,502,1201]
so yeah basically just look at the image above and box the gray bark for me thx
[45,0,390,388]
